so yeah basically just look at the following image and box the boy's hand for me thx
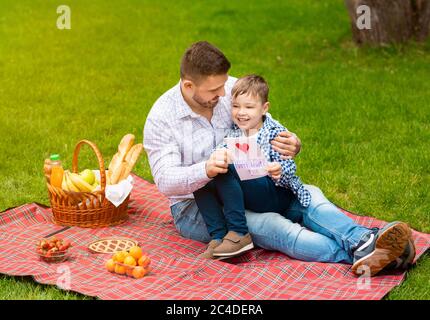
[205,149,231,178]
[271,131,301,160]
[266,162,282,180]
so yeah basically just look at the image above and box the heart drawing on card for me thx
[235,143,249,153]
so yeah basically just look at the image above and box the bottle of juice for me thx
[49,154,64,188]
[44,158,52,183]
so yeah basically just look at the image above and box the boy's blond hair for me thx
[231,74,269,103]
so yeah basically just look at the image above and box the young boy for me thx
[193,74,311,258]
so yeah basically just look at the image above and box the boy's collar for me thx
[262,114,278,130]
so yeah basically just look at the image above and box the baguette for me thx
[107,134,135,184]
[125,144,143,168]
[118,134,135,158]
[108,153,122,173]
[110,162,127,185]
[119,144,143,181]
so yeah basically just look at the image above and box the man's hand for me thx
[271,131,301,159]
[266,162,282,180]
[205,149,230,178]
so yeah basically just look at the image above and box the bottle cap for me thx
[50,154,60,161]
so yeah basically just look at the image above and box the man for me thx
[144,41,415,276]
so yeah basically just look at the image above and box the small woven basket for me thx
[47,140,129,228]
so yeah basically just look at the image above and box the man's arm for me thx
[143,117,211,197]
[270,131,301,159]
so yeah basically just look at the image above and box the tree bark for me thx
[345,0,430,45]
[415,0,430,41]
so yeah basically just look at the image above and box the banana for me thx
[65,171,80,192]
[68,172,93,192]
[62,174,69,191]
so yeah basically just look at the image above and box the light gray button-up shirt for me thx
[143,76,237,206]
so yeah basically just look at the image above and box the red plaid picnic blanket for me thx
[0,174,429,300]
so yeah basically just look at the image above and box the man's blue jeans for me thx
[172,185,372,264]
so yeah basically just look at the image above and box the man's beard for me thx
[192,93,219,109]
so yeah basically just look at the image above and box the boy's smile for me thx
[232,93,269,134]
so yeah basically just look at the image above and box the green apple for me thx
[79,169,95,185]
[91,179,100,192]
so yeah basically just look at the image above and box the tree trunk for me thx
[345,0,430,45]
[415,0,430,41]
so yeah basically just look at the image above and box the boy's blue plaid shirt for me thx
[219,115,311,207]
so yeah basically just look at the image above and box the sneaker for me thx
[351,221,411,277]
[212,231,254,257]
[384,238,416,270]
[198,239,222,259]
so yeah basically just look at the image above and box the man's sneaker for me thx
[198,239,222,259]
[213,231,254,257]
[351,221,411,277]
[384,238,416,270]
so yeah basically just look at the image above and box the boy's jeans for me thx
[193,165,296,240]
[171,184,372,264]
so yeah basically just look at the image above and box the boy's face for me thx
[232,93,269,132]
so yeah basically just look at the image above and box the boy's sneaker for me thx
[213,231,254,258]
[198,239,222,259]
[384,238,416,270]
[351,221,411,277]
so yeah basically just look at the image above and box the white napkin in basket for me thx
[93,170,134,207]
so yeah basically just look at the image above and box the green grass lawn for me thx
[0,0,429,299]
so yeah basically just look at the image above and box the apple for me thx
[90,178,100,191]
[79,169,95,185]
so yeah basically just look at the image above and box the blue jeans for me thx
[171,185,373,264]
[193,165,295,240]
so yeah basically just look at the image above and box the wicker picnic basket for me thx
[46,140,129,228]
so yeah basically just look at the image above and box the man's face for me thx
[188,74,228,109]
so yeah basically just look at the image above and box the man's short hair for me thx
[180,41,231,83]
[231,74,269,103]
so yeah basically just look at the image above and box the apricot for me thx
[125,267,134,277]
[138,255,151,268]
[128,246,143,260]
[124,255,137,266]
[113,251,128,263]
[114,264,126,275]
[105,259,115,273]
[132,266,148,279]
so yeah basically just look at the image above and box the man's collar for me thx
[174,80,222,120]
[174,81,195,119]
